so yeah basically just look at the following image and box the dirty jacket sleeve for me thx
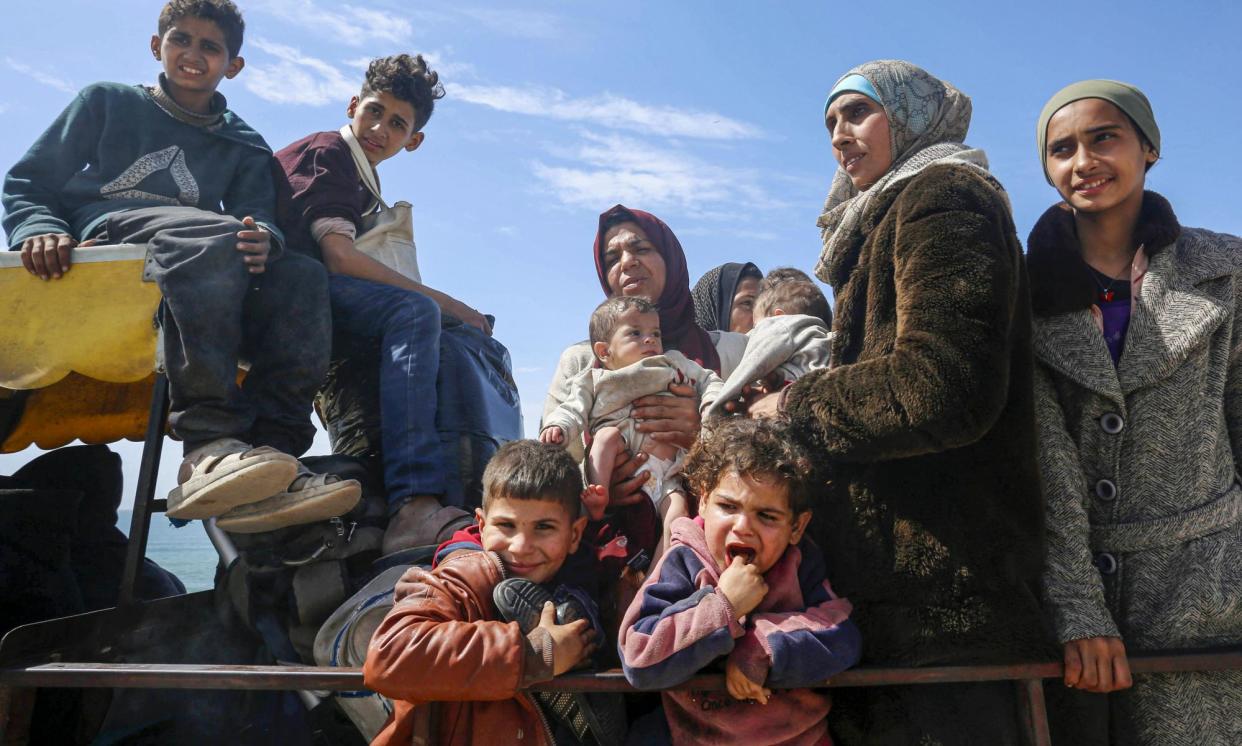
[706,315,832,419]
[541,366,596,462]
[729,545,862,687]
[784,170,1019,462]
[617,544,745,690]
[1033,364,1120,643]
[543,341,594,427]
[667,351,724,414]
[363,554,552,703]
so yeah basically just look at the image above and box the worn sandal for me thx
[215,466,363,534]
[166,438,299,520]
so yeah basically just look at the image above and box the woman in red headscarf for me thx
[542,205,748,524]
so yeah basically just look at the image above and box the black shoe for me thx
[492,579,627,746]
[493,577,554,633]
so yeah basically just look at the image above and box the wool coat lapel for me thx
[1033,311,1123,404]
[1118,241,1233,394]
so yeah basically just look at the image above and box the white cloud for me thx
[249,0,411,46]
[449,7,563,39]
[243,39,358,106]
[449,83,762,141]
[531,131,783,216]
[5,58,76,94]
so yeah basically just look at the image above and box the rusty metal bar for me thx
[1015,678,1052,746]
[118,373,170,606]
[4,650,1240,692]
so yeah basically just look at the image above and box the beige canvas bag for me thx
[339,125,422,283]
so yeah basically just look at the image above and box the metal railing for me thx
[3,649,1241,745]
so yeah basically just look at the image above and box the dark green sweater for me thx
[2,81,282,248]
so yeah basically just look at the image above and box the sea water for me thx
[117,509,218,593]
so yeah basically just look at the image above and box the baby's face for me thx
[599,309,663,369]
[701,470,810,574]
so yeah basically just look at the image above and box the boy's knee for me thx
[274,252,329,294]
[392,290,440,328]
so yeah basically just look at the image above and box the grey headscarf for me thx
[692,262,762,331]
[815,60,1004,282]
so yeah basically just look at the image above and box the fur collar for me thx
[1027,191,1181,317]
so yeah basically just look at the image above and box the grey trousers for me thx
[103,207,330,456]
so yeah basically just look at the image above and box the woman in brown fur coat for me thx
[762,60,1052,744]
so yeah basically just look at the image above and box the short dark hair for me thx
[361,54,446,132]
[589,296,658,350]
[760,266,814,288]
[482,440,583,517]
[754,278,832,327]
[158,0,245,58]
[683,418,816,518]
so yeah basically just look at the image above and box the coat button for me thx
[1094,552,1118,575]
[1094,479,1117,501]
[1099,412,1125,434]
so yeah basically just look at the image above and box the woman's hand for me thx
[605,448,650,509]
[744,390,783,419]
[1063,636,1132,692]
[633,382,701,450]
[720,374,786,419]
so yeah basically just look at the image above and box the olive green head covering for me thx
[1036,79,1160,185]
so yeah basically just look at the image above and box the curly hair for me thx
[482,440,584,518]
[158,0,245,58]
[361,54,446,131]
[683,417,816,517]
[588,296,657,350]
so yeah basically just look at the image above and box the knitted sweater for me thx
[3,81,281,248]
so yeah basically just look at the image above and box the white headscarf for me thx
[815,60,1004,282]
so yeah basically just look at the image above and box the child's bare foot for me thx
[581,484,608,521]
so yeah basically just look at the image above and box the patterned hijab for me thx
[593,205,722,373]
[692,262,762,332]
[815,60,1001,282]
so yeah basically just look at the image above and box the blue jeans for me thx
[327,275,446,505]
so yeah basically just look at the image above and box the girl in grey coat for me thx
[1028,80,1242,744]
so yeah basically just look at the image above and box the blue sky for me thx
[2,0,1240,504]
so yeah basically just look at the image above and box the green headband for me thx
[1036,79,1160,185]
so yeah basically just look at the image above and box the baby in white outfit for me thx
[540,297,722,527]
